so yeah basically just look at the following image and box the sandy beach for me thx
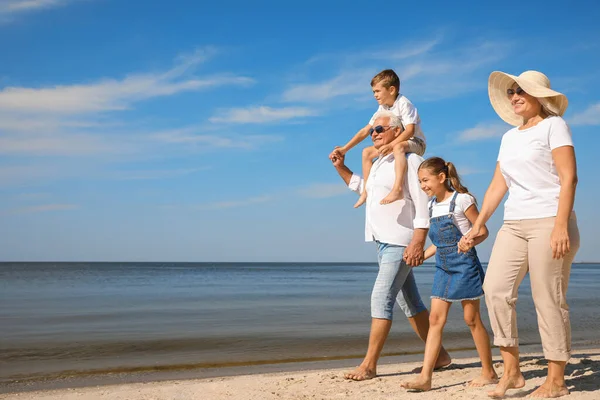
[2,349,598,400]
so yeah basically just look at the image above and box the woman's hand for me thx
[550,224,570,259]
[460,224,485,253]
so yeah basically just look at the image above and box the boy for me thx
[329,69,426,208]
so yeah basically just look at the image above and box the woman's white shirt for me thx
[429,193,475,235]
[497,116,574,220]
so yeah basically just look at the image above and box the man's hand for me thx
[378,143,393,156]
[329,146,347,161]
[330,149,346,168]
[403,239,425,267]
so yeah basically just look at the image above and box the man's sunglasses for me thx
[369,125,392,135]
[506,87,526,97]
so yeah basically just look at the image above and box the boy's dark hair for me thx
[371,69,400,91]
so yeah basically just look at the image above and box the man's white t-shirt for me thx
[497,116,574,220]
[429,193,475,235]
[369,94,426,144]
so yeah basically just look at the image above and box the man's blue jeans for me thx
[372,241,427,320]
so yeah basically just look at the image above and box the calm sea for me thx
[1,262,599,384]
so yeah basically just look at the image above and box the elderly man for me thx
[331,110,451,380]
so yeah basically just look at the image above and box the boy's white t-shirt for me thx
[429,193,475,235]
[369,94,426,144]
[497,116,574,221]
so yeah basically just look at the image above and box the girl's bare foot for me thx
[400,375,432,391]
[411,351,452,373]
[380,189,403,205]
[468,371,499,387]
[343,365,376,381]
[488,373,526,398]
[528,381,569,398]
[354,191,367,208]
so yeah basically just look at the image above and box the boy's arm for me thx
[389,123,415,147]
[339,124,372,154]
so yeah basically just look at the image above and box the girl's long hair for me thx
[418,157,476,203]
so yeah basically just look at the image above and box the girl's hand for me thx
[461,224,485,249]
[457,236,472,254]
[550,224,570,259]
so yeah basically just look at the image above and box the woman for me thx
[462,70,579,398]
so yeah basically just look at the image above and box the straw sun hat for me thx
[488,70,568,126]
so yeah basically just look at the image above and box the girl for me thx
[400,157,498,391]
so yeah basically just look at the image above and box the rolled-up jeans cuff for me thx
[493,337,519,348]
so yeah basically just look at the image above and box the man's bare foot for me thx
[343,365,376,381]
[400,375,432,391]
[487,373,526,398]
[354,192,367,208]
[468,372,499,387]
[528,381,569,398]
[380,189,403,205]
[411,351,452,373]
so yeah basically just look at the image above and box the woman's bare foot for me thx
[343,365,376,381]
[380,189,403,205]
[400,375,432,391]
[468,371,499,387]
[354,191,367,208]
[488,373,526,398]
[528,381,569,398]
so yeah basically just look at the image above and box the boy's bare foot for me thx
[343,365,376,381]
[354,192,367,208]
[468,372,499,387]
[487,373,525,398]
[411,351,452,373]
[528,381,569,398]
[380,189,403,205]
[400,376,432,391]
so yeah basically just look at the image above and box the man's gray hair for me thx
[372,110,403,129]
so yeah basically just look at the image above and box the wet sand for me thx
[1,348,598,400]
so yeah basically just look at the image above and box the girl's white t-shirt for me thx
[497,116,574,220]
[429,193,475,235]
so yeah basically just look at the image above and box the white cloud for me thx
[0,133,116,155]
[0,49,254,115]
[0,0,66,15]
[282,71,371,103]
[209,106,317,124]
[296,183,350,199]
[569,103,600,126]
[194,195,273,210]
[12,203,79,214]
[283,39,511,104]
[153,127,284,149]
[458,122,509,142]
[113,167,209,181]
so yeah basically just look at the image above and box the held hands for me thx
[550,224,570,259]
[330,148,345,167]
[403,241,425,267]
[459,224,485,254]
[329,146,347,161]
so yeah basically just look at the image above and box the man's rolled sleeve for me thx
[406,154,430,229]
[348,174,364,194]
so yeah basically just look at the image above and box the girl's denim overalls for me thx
[428,192,485,302]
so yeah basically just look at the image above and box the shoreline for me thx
[2,343,599,399]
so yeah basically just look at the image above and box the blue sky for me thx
[0,0,598,262]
